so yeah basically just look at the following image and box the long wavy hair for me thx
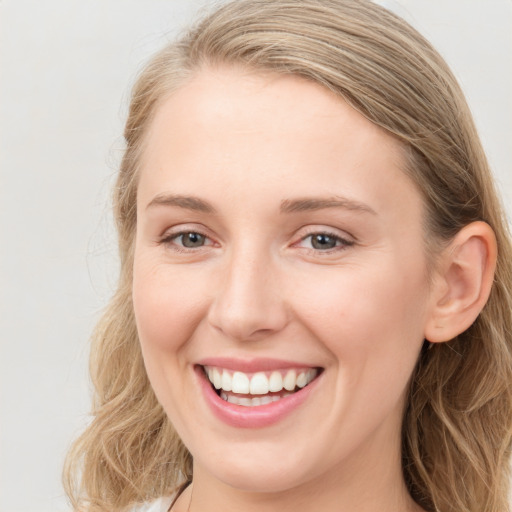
[64,1,512,511]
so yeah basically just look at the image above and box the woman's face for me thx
[133,67,433,493]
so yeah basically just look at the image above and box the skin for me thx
[132,66,432,512]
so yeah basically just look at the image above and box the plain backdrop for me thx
[1,1,511,511]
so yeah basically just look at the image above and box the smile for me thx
[203,366,319,407]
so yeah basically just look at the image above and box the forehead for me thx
[138,66,420,220]
[143,66,398,155]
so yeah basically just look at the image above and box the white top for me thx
[131,496,174,512]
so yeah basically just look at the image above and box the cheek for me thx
[292,261,428,378]
[131,258,213,419]
[293,264,428,445]
[132,260,210,353]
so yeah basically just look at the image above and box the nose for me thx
[207,247,289,341]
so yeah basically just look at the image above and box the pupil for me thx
[312,234,336,250]
[182,232,205,248]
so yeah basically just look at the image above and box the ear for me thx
[424,221,497,343]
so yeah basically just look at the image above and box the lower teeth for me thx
[220,391,293,406]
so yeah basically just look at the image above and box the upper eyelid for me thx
[160,223,213,238]
[301,232,348,242]
[295,225,355,242]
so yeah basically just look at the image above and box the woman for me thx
[64,1,512,511]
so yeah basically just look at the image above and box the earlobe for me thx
[424,221,497,343]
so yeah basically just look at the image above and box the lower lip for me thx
[195,365,320,428]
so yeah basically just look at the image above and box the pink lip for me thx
[196,357,316,373]
[194,364,322,429]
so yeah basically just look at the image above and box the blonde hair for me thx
[64,1,512,511]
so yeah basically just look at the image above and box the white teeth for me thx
[221,370,232,391]
[204,366,319,396]
[296,371,307,388]
[260,395,273,405]
[219,391,294,407]
[283,369,297,391]
[231,371,250,394]
[213,368,222,389]
[269,371,283,392]
[249,372,269,394]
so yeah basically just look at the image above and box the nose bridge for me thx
[208,240,287,340]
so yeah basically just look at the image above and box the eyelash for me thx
[159,230,214,253]
[295,230,355,254]
[159,228,354,254]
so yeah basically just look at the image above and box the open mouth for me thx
[201,365,322,407]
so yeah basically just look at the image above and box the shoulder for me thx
[129,496,174,512]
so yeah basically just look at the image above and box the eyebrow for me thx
[280,197,377,215]
[145,193,376,216]
[146,194,217,213]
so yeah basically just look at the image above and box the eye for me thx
[160,230,213,250]
[298,231,354,252]
[176,232,208,248]
[309,233,339,250]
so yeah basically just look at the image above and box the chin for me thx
[193,443,322,494]
[215,466,310,494]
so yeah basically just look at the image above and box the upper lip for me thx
[196,357,319,373]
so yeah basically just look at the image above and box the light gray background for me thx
[1,1,510,511]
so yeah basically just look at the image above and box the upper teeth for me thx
[204,366,318,395]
